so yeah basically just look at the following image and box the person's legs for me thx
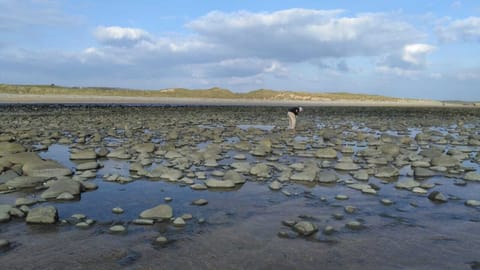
[287,112,296,129]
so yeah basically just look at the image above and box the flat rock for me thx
[395,178,421,190]
[230,162,251,173]
[26,206,58,224]
[139,204,173,220]
[0,204,12,222]
[290,167,317,182]
[223,170,246,184]
[0,142,26,156]
[109,225,126,233]
[250,164,271,178]
[464,172,480,181]
[23,160,72,178]
[431,155,459,168]
[192,199,208,206]
[317,171,338,184]
[76,161,99,171]
[70,150,97,160]
[41,179,81,199]
[352,170,370,181]
[414,167,436,178]
[334,162,360,171]
[6,176,46,189]
[132,218,155,225]
[205,179,235,188]
[374,166,399,178]
[133,143,155,153]
[315,148,337,159]
[465,200,480,207]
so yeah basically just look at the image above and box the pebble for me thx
[335,194,349,200]
[109,225,126,233]
[155,236,168,244]
[192,199,208,206]
[346,221,362,230]
[112,207,124,214]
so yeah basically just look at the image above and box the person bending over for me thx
[287,106,303,130]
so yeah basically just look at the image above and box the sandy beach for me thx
[0,93,469,107]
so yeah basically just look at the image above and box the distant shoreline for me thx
[0,93,476,107]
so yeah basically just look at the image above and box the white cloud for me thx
[94,26,153,47]
[402,44,436,65]
[437,17,480,42]
[187,9,424,61]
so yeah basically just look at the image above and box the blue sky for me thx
[1,0,479,101]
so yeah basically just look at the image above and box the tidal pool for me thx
[0,104,479,270]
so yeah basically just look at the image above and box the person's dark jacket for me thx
[288,107,301,115]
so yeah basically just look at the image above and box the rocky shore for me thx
[0,104,479,269]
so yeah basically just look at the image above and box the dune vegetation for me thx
[0,83,414,102]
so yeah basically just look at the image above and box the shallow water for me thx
[0,105,480,270]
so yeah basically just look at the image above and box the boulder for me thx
[6,176,46,189]
[23,160,72,178]
[26,206,58,224]
[205,179,235,188]
[431,155,459,168]
[293,221,318,236]
[70,150,97,160]
[41,179,81,199]
[139,204,173,220]
[0,142,26,156]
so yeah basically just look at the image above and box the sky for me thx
[1,0,479,101]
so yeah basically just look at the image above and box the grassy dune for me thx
[0,83,412,102]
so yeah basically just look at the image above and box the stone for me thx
[56,192,75,200]
[0,239,10,248]
[380,199,394,205]
[190,183,207,190]
[41,179,81,199]
[428,191,448,203]
[269,180,282,190]
[414,167,436,178]
[431,155,459,168]
[76,161,99,171]
[315,148,337,159]
[26,206,58,224]
[250,164,271,178]
[0,142,26,156]
[230,162,251,173]
[112,207,124,214]
[323,225,335,235]
[290,167,317,182]
[317,171,338,184]
[464,172,480,181]
[395,178,421,190]
[379,144,400,157]
[109,225,126,233]
[223,170,246,184]
[23,160,72,178]
[352,170,369,181]
[0,205,12,222]
[205,179,235,188]
[465,200,480,207]
[335,194,349,200]
[334,162,360,171]
[133,143,155,153]
[70,150,97,160]
[6,176,46,189]
[132,219,155,225]
[375,166,399,178]
[192,199,208,206]
[140,204,173,220]
[155,236,168,244]
[412,187,428,194]
[15,197,37,206]
[173,217,186,227]
[106,148,131,159]
[346,221,362,230]
[293,221,318,236]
